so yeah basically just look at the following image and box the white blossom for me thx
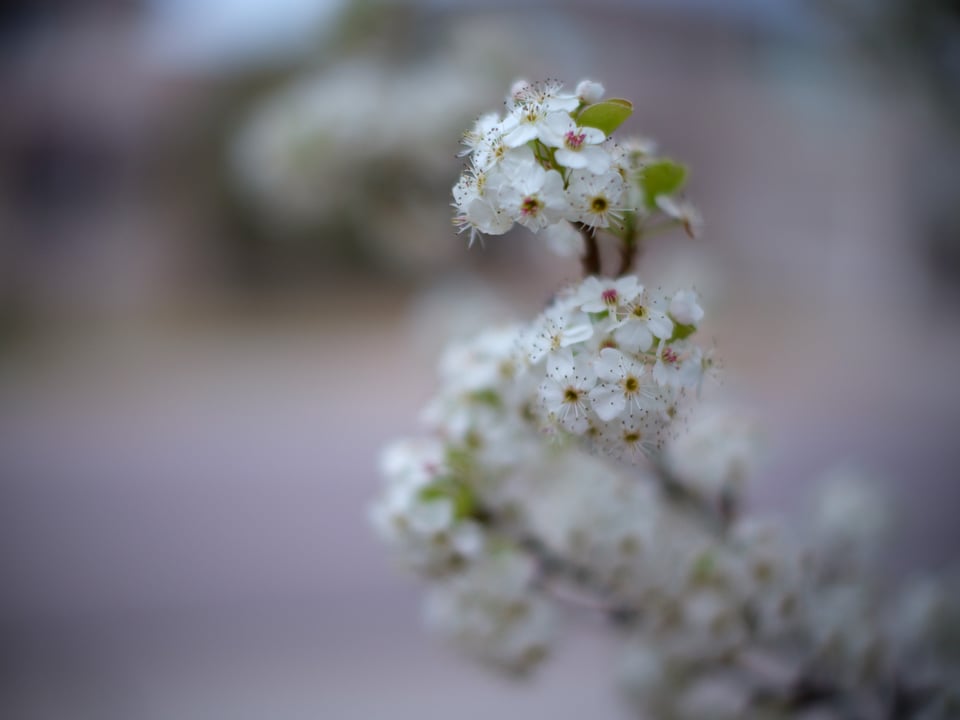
[669,289,705,327]
[573,275,641,316]
[543,220,583,257]
[538,350,598,434]
[589,348,654,421]
[657,195,703,238]
[575,79,605,104]
[565,170,625,228]
[424,550,555,674]
[370,437,487,576]
[526,305,594,365]
[500,167,566,232]
[614,286,674,352]
[373,77,955,717]
[665,405,761,499]
[539,114,610,173]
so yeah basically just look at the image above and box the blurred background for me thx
[2,0,960,717]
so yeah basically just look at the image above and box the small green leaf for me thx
[639,160,687,209]
[669,322,696,341]
[577,98,633,136]
[417,478,476,520]
[468,389,502,408]
[445,446,474,478]
[450,482,475,519]
[691,551,716,584]
[417,484,448,503]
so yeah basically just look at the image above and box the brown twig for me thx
[648,455,736,536]
[577,222,601,276]
[616,239,637,277]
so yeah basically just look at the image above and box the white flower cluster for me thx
[372,318,960,710]
[370,277,709,672]
[371,79,960,716]
[614,471,960,719]
[452,79,700,248]
[526,276,712,463]
[424,549,555,675]
[231,61,497,272]
[665,405,760,501]
[235,62,491,223]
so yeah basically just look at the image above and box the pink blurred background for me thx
[2,1,959,718]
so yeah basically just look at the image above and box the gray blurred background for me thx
[2,1,960,718]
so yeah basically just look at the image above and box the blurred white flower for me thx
[543,220,584,257]
[669,289,705,326]
[424,550,555,675]
[665,404,761,499]
[575,79,605,104]
[656,195,703,238]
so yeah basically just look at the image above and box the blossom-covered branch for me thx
[371,78,960,718]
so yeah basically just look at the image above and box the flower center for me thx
[564,130,586,150]
[521,196,542,216]
[601,289,618,305]
[590,196,608,213]
[624,376,639,393]
[661,347,679,365]
[632,305,648,320]
[623,431,642,444]
[563,388,580,403]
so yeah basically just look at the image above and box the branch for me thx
[647,455,736,536]
[616,213,640,277]
[577,222,601,276]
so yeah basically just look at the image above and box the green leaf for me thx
[669,322,696,341]
[450,482,476,519]
[445,446,474,477]
[639,160,687,209]
[691,551,716,585]
[468,389,502,408]
[577,98,633,136]
[417,484,448,503]
[417,478,476,520]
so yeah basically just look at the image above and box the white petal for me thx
[652,361,671,387]
[576,80,605,104]
[583,147,612,174]
[669,290,704,326]
[647,310,674,340]
[590,383,626,421]
[543,221,583,257]
[545,95,580,112]
[560,322,593,347]
[546,350,576,381]
[539,380,566,412]
[580,127,606,144]
[614,321,653,352]
[555,148,589,169]
[593,346,625,380]
[410,499,454,534]
[503,123,538,148]
[452,523,485,556]
[560,407,591,434]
